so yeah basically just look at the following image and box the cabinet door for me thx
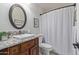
[9,45,20,55]
[30,45,39,55]
[20,49,29,55]
[21,39,35,55]
[0,48,9,55]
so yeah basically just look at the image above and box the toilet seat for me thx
[39,43,52,49]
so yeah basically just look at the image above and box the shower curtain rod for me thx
[40,3,76,15]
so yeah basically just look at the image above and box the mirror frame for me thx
[9,4,27,29]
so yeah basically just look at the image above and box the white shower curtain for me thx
[40,6,75,55]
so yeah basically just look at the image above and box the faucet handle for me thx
[19,30,21,34]
[7,32,12,38]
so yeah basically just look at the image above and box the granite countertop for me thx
[0,34,42,50]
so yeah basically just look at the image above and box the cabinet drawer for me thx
[21,40,35,52]
[9,45,20,55]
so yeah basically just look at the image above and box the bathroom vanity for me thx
[0,34,41,55]
[0,4,40,55]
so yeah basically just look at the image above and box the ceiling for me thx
[33,3,74,14]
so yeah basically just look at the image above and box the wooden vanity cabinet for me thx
[20,38,39,55]
[0,37,39,55]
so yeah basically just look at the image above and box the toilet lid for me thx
[40,43,52,49]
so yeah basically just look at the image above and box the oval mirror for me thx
[9,4,27,29]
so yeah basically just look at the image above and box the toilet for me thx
[39,36,53,55]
